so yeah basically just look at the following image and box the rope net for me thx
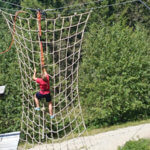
[1,10,91,149]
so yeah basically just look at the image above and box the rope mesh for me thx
[1,10,91,149]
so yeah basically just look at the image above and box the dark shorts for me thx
[36,92,52,102]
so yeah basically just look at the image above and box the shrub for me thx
[79,23,150,128]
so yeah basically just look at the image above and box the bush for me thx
[79,23,150,128]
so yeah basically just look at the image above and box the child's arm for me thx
[42,67,48,76]
[33,68,37,81]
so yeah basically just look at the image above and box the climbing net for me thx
[1,10,91,149]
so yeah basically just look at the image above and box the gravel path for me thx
[29,123,150,150]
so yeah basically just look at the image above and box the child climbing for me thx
[33,67,54,119]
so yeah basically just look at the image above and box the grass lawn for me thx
[118,138,150,150]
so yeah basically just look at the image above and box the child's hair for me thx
[41,73,48,82]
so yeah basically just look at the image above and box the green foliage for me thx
[118,139,150,150]
[0,7,22,134]
[0,49,22,133]
[87,0,150,33]
[79,23,150,128]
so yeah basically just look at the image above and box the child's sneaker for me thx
[50,115,55,119]
[35,107,40,111]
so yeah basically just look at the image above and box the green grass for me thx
[118,139,150,150]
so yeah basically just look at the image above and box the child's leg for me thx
[34,95,40,108]
[48,101,53,116]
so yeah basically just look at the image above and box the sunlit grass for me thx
[118,138,150,150]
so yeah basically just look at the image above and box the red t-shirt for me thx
[36,74,50,95]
